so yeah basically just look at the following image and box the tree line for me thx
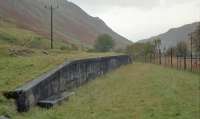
[126,23,200,60]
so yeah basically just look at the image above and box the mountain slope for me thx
[139,22,199,49]
[0,0,131,48]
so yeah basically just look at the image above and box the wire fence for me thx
[134,53,200,72]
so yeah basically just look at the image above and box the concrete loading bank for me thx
[4,55,132,112]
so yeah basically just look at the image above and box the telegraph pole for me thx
[44,0,60,49]
[50,5,54,49]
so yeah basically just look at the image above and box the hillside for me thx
[139,22,199,49]
[0,0,131,49]
[0,12,121,118]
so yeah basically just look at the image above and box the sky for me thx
[69,0,200,42]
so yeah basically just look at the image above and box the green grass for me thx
[0,63,199,119]
[0,46,119,118]
[0,50,117,91]
[0,20,121,117]
[0,20,119,91]
[0,21,73,49]
[0,18,199,119]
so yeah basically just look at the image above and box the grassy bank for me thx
[0,20,119,91]
[0,20,121,117]
[0,46,118,117]
[1,63,199,119]
[0,49,118,91]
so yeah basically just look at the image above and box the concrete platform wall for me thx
[4,55,131,112]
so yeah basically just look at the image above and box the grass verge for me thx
[1,63,199,119]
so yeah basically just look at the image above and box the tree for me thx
[94,34,114,52]
[143,42,155,56]
[126,42,154,60]
[192,23,200,53]
[153,38,161,53]
[166,47,176,56]
[176,41,188,56]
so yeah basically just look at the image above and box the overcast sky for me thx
[69,0,200,42]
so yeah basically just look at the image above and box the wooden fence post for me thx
[171,48,173,67]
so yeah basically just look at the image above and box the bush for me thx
[175,41,188,56]
[126,42,154,57]
[94,34,114,52]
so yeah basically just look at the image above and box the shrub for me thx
[94,34,114,52]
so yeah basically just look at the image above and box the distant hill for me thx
[0,0,131,49]
[139,22,199,49]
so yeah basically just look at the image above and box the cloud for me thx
[68,0,200,42]
[69,0,160,10]
[98,1,200,41]
[165,0,198,6]
[69,0,199,10]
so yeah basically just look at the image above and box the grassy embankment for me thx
[0,21,118,91]
[1,63,199,119]
[0,21,119,116]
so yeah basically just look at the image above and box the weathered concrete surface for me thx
[38,92,75,108]
[4,55,131,112]
[0,116,10,119]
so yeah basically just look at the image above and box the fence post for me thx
[199,55,200,72]
[159,49,161,65]
[184,55,186,70]
[164,53,166,66]
[171,48,173,67]
[176,56,178,69]
[190,34,193,71]
[150,54,152,63]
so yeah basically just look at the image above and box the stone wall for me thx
[4,55,131,112]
